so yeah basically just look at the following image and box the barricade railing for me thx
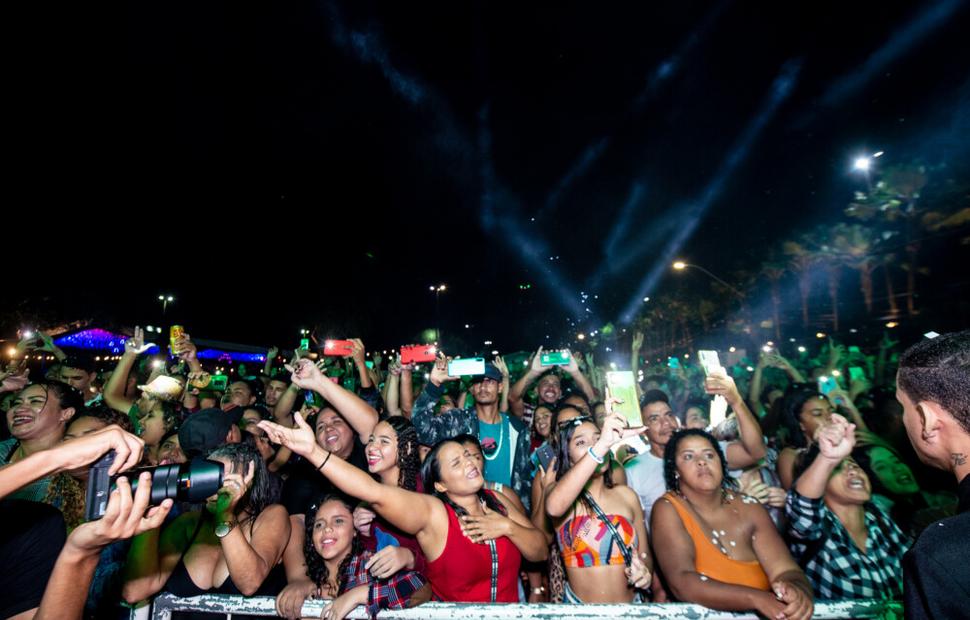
[144,593,902,619]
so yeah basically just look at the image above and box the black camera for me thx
[84,451,224,521]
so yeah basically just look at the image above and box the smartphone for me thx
[534,443,556,471]
[323,340,354,357]
[400,344,437,365]
[209,375,228,392]
[305,390,317,407]
[818,375,839,396]
[300,338,310,350]
[848,366,866,383]
[606,371,643,427]
[697,350,722,376]
[667,357,680,369]
[848,345,861,354]
[448,357,485,376]
[540,351,571,367]
[365,360,374,369]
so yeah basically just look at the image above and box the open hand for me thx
[125,326,155,355]
[258,412,320,458]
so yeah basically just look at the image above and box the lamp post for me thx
[672,261,743,298]
[429,284,446,345]
[158,294,175,316]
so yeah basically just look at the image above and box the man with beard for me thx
[509,347,595,422]
[896,330,970,619]
[412,356,532,510]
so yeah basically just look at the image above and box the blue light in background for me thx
[54,328,265,363]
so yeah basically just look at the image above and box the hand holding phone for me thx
[400,344,437,365]
[447,357,485,376]
[323,340,355,357]
[540,351,571,367]
[606,371,643,427]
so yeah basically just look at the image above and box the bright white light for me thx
[873,151,884,158]
[465,324,470,329]
[609,362,617,370]
[798,346,807,353]
[6,347,15,356]
[484,340,493,346]
[577,333,585,340]
[816,332,826,339]
[491,350,499,355]
[672,261,687,270]
[854,157,871,171]
[152,360,163,369]
[832,370,841,377]
[146,326,154,332]
[729,346,736,352]
[746,366,755,372]
[643,297,650,302]
[762,345,773,353]
[22,330,34,339]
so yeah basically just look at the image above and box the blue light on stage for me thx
[54,328,265,363]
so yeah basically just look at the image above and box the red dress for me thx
[425,494,522,602]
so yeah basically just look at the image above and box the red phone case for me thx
[400,344,437,365]
[323,340,355,357]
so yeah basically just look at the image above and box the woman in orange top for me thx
[651,429,813,620]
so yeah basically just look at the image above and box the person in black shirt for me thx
[896,330,970,619]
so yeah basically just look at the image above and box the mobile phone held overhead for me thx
[448,357,485,376]
[323,339,355,357]
[540,351,571,367]
[400,344,437,365]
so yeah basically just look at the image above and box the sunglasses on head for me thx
[557,414,593,429]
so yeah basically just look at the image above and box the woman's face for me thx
[867,446,919,496]
[432,442,483,496]
[799,397,834,440]
[533,406,553,438]
[157,434,187,465]
[567,421,607,475]
[311,500,355,562]
[675,435,724,493]
[205,455,255,515]
[247,429,276,462]
[366,421,400,475]
[825,458,871,505]
[138,402,170,447]
[315,408,354,459]
[241,408,264,432]
[7,384,74,442]
[684,406,709,430]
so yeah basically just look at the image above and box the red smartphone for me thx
[400,344,437,365]
[323,340,355,357]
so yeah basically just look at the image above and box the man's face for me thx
[642,400,677,448]
[470,378,500,406]
[59,366,94,394]
[537,376,561,404]
[264,380,287,407]
[222,382,255,408]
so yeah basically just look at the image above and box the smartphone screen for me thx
[818,375,839,395]
[535,443,556,470]
[448,357,485,376]
[365,360,374,369]
[606,371,642,427]
[848,367,866,382]
[697,350,722,376]
[540,351,571,367]
[667,357,680,369]
[300,338,310,350]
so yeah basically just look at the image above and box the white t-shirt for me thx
[624,440,734,531]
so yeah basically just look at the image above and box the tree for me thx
[830,223,880,315]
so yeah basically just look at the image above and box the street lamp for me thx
[852,151,883,191]
[158,294,175,315]
[671,261,743,298]
[429,284,447,345]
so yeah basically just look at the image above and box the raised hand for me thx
[258,412,320,458]
[529,346,545,373]
[631,330,644,352]
[172,333,197,362]
[562,349,580,373]
[429,353,458,386]
[350,338,366,365]
[814,413,855,461]
[285,358,325,390]
[492,356,509,378]
[125,326,155,355]
[703,369,742,405]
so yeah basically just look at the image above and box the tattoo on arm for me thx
[951,453,967,467]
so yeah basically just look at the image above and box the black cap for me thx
[178,407,244,458]
[469,363,504,384]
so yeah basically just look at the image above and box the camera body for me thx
[85,451,224,521]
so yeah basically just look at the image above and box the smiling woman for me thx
[0,380,85,525]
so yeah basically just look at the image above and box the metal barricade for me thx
[145,593,902,620]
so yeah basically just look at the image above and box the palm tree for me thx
[759,261,786,341]
[783,236,821,328]
[830,223,879,315]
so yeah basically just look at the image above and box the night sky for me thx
[6,0,970,353]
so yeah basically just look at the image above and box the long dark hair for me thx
[206,442,275,526]
[663,428,737,494]
[382,416,420,492]
[304,494,362,594]
[420,439,506,517]
[554,417,614,489]
[780,384,827,448]
[22,379,85,414]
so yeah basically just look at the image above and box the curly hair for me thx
[662,428,738,494]
[206,442,274,530]
[383,416,420,492]
[304,495,362,594]
[898,329,970,433]
[420,439,506,517]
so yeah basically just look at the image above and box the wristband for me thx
[587,446,605,464]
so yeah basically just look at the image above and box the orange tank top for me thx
[662,492,770,591]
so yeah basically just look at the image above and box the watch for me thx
[214,520,236,538]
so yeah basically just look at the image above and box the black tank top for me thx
[162,512,285,620]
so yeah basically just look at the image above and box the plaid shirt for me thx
[342,549,426,618]
[785,489,909,600]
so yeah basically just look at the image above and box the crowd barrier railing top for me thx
[146,593,902,620]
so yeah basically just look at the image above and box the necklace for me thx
[481,417,504,461]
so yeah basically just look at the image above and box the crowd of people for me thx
[1,324,968,620]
